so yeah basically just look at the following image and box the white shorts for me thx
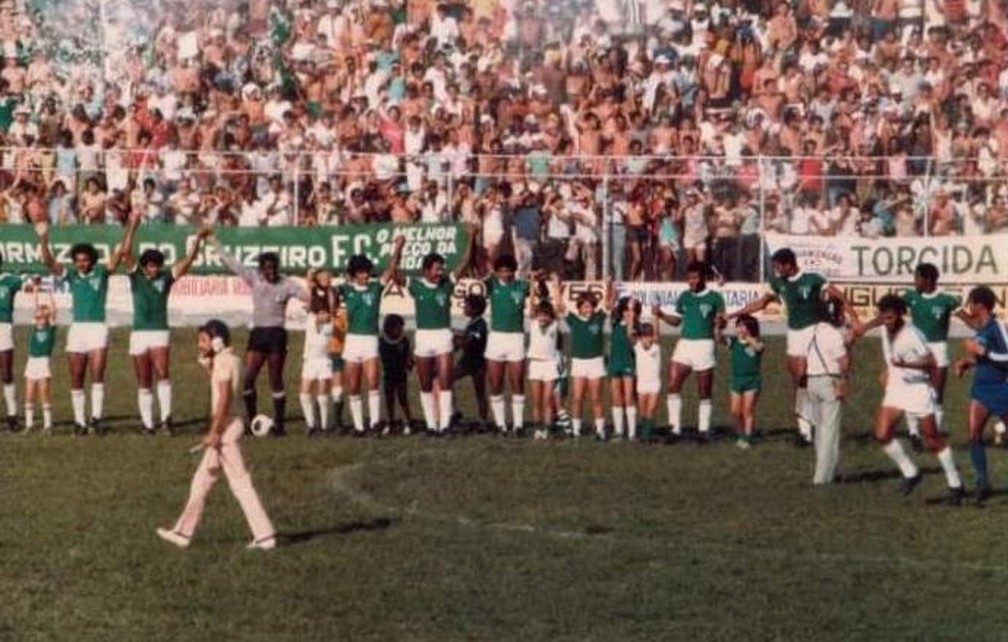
[637,378,661,394]
[414,328,453,358]
[927,342,950,369]
[66,322,109,353]
[672,338,716,372]
[786,325,817,358]
[0,323,12,351]
[24,356,51,380]
[129,330,170,356]
[485,331,525,362]
[343,334,378,363]
[882,380,936,417]
[571,356,606,380]
[528,359,558,382]
[301,357,333,382]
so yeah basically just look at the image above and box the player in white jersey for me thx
[634,321,662,442]
[526,296,560,441]
[299,298,334,436]
[872,295,964,505]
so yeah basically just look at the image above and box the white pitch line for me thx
[328,463,1008,575]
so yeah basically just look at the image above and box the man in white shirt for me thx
[805,308,850,485]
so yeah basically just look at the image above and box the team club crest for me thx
[699,304,712,317]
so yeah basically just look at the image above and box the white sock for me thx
[368,390,381,429]
[796,388,811,437]
[905,413,921,438]
[594,416,605,436]
[42,403,52,430]
[331,386,344,404]
[936,446,962,488]
[90,383,105,420]
[996,420,1007,436]
[349,395,364,432]
[157,380,172,422]
[612,406,625,436]
[490,395,506,429]
[299,392,316,429]
[698,399,712,433]
[667,394,682,434]
[626,406,638,439]
[138,388,154,429]
[3,383,15,417]
[438,389,453,431]
[24,403,33,429]
[572,418,582,437]
[71,389,86,426]
[420,391,437,430]
[882,440,919,478]
[316,394,329,430]
[512,395,525,429]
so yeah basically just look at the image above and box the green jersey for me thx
[903,289,961,343]
[485,276,529,333]
[129,268,176,331]
[769,271,827,330]
[675,288,725,339]
[0,273,23,323]
[609,320,635,370]
[339,281,383,336]
[408,276,453,330]
[566,311,606,359]
[728,336,762,381]
[28,325,55,358]
[65,265,110,323]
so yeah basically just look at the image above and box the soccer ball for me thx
[250,414,275,437]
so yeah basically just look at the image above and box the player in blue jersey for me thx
[953,286,1008,503]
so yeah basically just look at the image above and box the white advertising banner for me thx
[764,233,1006,285]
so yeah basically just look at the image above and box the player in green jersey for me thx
[389,234,473,435]
[718,314,764,449]
[23,285,55,434]
[337,236,404,435]
[483,254,531,435]
[0,252,25,430]
[119,214,209,434]
[37,222,127,435]
[730,248,857,447]
[609,295,640,440]
[653,261,726,442]
[555,277,614,439]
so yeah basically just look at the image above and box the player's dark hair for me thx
[139,249,165,268]
[70,243,99,264]
[347,254,373,277]
[735,314,760,338]
[383,313,405,333]
[536,300,555,318]
[914,262,939,283]
[876,293,908,316]
[493,254,518,272]
[199,318,231,346]
[770,248,797,267]
[421,252,445,272]
[639,322,655,336]
[464,293,486,316]
[310,286,333,314]
[968,286,997,311]
[257,251,280,269]
[686,260,708,275]
[576,291,598,308]
[613,296,641,322]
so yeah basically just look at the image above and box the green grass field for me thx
[3,328,1008,641]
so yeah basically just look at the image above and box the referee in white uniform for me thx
[805,309,851,485]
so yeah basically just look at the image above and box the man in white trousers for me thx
[805,309,851,485]
[156,319,277,550]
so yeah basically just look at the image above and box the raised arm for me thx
[380,235,406,286]
[602,277,616,313]
[36,225,64,276]
[551,274,567,316]
[173,225,212,280]
[452,224,476,280]
[209,234,257,284]
[119,213,142,271]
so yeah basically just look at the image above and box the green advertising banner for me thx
[0,224,470,275]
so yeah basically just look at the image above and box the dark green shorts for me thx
[607,362,635,378]
[330,355,345,372]
[730,377,761,394]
